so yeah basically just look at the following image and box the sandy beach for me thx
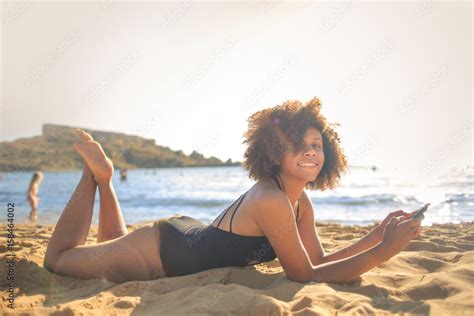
[1,221,473,315]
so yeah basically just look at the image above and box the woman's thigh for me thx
[51,223,165,282]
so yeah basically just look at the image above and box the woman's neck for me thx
[274,174,305,206]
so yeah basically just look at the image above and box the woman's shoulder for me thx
[249,179,290,213]
[250,178,282,199]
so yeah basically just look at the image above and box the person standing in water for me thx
[28,171,44,221]
[120,168,128,181]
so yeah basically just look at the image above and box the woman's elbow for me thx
[310,253,326,266]
[311,268,359,284]
[43,255,56,273]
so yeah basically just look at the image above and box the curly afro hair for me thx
[242,97,348,191]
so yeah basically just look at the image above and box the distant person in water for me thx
[43,99,422,284]
[120,168,128,181]
[28,171,43,221]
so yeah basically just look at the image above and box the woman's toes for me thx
[74,128,85,139]
[83,131,94,141]
[75,128,94,141]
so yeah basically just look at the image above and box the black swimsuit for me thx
[154,177,300,277]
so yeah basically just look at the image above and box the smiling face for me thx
[279,127,325,183]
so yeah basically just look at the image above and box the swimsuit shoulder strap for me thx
[221,177,299,231]
[215,191,246,229]
[296,200,300,222]
[272,176,282,190]
[229,191,248,233]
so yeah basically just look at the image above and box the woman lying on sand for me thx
[44,97,423,283]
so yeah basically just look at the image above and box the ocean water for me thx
[0,165,472,226]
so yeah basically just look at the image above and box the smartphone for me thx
[411,203,430,219]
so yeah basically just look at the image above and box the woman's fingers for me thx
[390,210,411,222]
[387,217,399,229]
[400,214,412,221]
[401,215,423,226]
[392,210,405,216]
[413,226,421,238]
[389,210,406,218]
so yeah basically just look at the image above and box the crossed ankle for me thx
[96,178,113,187]
[81,171,95,181]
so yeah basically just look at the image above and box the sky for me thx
[1,1,472,183]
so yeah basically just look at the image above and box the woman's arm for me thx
[312,241,388,283]
[297,191,379,265]
[319,210,412,264]
[256,192,387,283]
[298,192,409,266]
[314,214,423,283]
[319,230,380,264]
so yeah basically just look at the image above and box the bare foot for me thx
[74,129,95,179]
[73,129,114,184]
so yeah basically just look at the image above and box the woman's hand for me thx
[370,210,412,244]
[379,215,423,260]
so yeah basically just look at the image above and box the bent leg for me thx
[97,181,128,243]
[51,223,165,282]
[44,164,97,270]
